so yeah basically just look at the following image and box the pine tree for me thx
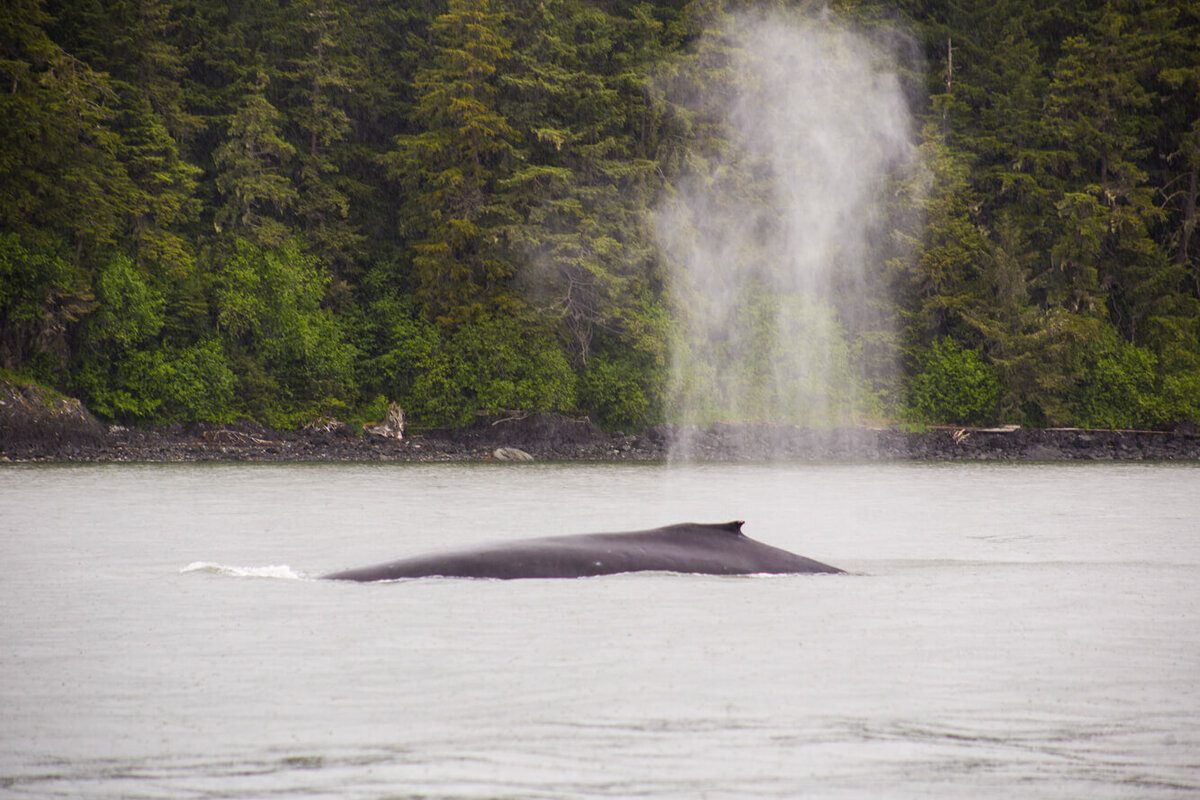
[282,0,362,272]
[497,0,664,365]
[212,72,298,247]
[1149,0,1200,347]
[0,0,134,260]
[117,93,202,278]
[385,0,519,328]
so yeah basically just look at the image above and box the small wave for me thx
[181,562,305,580]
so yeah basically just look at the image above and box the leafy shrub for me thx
[1157,371,1200,428]
[213,239,356,421]
[452,318,576,417]
[1069,329,1200,429]
[668,290,868,427]
[580,354,650,431]
[376,310,578,428]
[152,341,237,422]
[69,253,166,420]
[0,233,86,372]
[87,253,165,349]
[908,337,1000,425]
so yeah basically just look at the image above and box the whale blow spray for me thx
[655,9,918,455]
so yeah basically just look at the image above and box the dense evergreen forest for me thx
[1,0,1197,431]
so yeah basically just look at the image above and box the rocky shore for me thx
[3,382,1199,463]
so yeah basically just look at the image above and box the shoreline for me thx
[3,415,1200,464]
[4,382,1198,463]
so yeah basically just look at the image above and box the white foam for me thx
[181,562,305,580]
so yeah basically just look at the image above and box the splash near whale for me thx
[322,521,843,581]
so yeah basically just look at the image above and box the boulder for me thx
[493,446,534,462]
[0,379,106,451]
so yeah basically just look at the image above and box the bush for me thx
[152,340,237,422]
[452,318,576,417]
[1069,329,1200,429]
[908,338,1000,425]
[73,340,236,424]
[0,233,85,371]
[69,253,167,421]
[376,310,578,428]
[214,239,356,421]
[580,354,650,431]
[1157,371,1200,428]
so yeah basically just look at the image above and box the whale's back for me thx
[323,521,843,581]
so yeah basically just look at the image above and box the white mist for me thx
[655,9,917,449]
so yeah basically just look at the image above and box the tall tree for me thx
[1151,1,1200,307]
[212,72,298,247]
[282,0,362,271]
[498,0,664,362]
[0,0,134,261]
[385,0,519,328]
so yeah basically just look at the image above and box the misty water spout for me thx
[654,9,917,454]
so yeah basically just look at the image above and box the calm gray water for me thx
[1,461,1198,799]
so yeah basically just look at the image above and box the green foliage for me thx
[116,93,202,275]
[69,253,236,422]
[385,0,520,327]
[0,0,131,254]
[376,308,576,427]
[347,393,390,430]
[66,252,163,420]
[453,317,576,415]
[1069,328,1200,429]
[1,0,1198,433]
[669,287,876,428]
[213,74,298,247]
[0,233,90,372]
[908,338,1001,426]
[213,239,354,421]
[73,340,236,423]
[87,253,165,351]
[579,353,651,431]
[893,0,1200,427]
[150,340,237,422]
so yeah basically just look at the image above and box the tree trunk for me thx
[1177,168,1196,272]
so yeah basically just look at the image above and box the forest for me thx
[1,0,1197,431]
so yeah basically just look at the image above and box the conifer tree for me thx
[499,0,662,362]
[117,93,202,277]
[0,0,133,261]
[213,72,298,247]
[283,0,362,271]
[1150,0,1200,338]
[385,0,519,328]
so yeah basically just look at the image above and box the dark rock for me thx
[0,379,106,451]
[489,412,602,446]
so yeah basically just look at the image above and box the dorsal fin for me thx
[655,521,746,537]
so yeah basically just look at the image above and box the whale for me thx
[322,521,843,581]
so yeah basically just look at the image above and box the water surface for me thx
[2,462,1198,798]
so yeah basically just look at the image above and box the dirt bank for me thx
[0,410,663,463]
[666,422,1200,462]
[3,402,1199,463]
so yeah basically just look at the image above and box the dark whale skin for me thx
[322,521,843,581]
